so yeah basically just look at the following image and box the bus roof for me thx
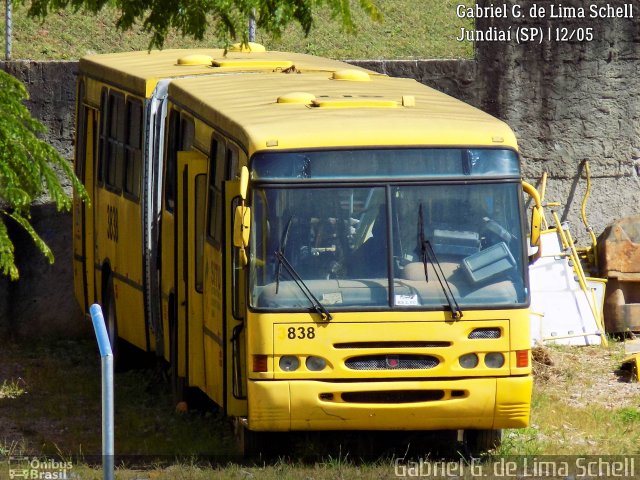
[79,47,376,97]
[169,71,518,155]
[79,46,518,153]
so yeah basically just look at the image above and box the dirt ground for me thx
[532,343,639,410]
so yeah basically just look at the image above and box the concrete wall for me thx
[475,0,640,241]
[354,0,640,239]
[1,3,638,336]
[1,61,78,161]
[0,61,87,339]
[0,204,90,339]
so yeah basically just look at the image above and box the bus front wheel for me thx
[464,429,502,457]
[102,275,122,368]
[234,419,279,458]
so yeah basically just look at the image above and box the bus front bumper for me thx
[247,376,531,431]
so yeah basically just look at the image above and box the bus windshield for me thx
[249,149,527,312]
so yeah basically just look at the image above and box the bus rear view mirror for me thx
[240,166,249,201]
[530,204,542,247]
[234,205,250,267]
[522,181,543,260]
[234,205,251,248]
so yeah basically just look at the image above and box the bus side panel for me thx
[176,151,208,392]
[225,181,248,417]
[95,188,119,291]
[95,186,145,349]
[203,241,225,406]
[202,133,226,408]
[118,195,146,349]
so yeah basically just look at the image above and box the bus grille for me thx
[468,327,501,339]
[341,390,444,403]
[345,354,439,370]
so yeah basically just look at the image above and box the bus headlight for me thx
[279,355,300,371]
[305,356,327,371]
[459,353,479,369]
[484,352,505,368]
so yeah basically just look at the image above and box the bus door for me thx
[72,85,96,313]
[225,179,248,416]
[176,151,208,392]
[202,137,225,408]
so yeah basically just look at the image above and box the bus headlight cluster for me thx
[305,356,327,371]
[278,355,327,372]
[279,356,300,371]
[459,353,479,369]
[459,352,505,369]
[484,352,505,368]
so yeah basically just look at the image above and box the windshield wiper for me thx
[274,250,333,322]
[275,217,292,295]
[418,204,463,320]
[273,216,332,321]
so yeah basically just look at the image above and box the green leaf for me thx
[8,211,55,265]
[0,69,88,279]
[0,215,19,280]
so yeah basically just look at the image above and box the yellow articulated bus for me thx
[72,44,541,455]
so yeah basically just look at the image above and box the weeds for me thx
[0,439,27,457]
[0,379,26,399]
[616,407,640,424]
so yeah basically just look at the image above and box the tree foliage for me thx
[23,0,382,50]
[0,70,87,280]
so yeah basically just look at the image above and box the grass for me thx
[0,379,26,400]
[1,337,638,478]
[0,1,474,60]
[495,341,640,456]
[0,339,233,461]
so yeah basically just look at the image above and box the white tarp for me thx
[529,230,604,346]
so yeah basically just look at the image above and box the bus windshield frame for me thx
[248,148,529,314]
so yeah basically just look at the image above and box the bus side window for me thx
[207,136,225,247]
[227,147,239,180]
[97,88,108,185]
[180,117,195,150]
[124,98,143,199]
[165,111,179,212]
[105,91,126,192]
[195,174,207,292]
[165,112,195,212]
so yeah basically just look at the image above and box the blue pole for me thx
[90,304,114,480]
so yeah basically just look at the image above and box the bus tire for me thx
[233,417,282,460]
[464,429,502,457]
[102,274,122,369]
[234,420,275,458]
[102,273,142,370]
